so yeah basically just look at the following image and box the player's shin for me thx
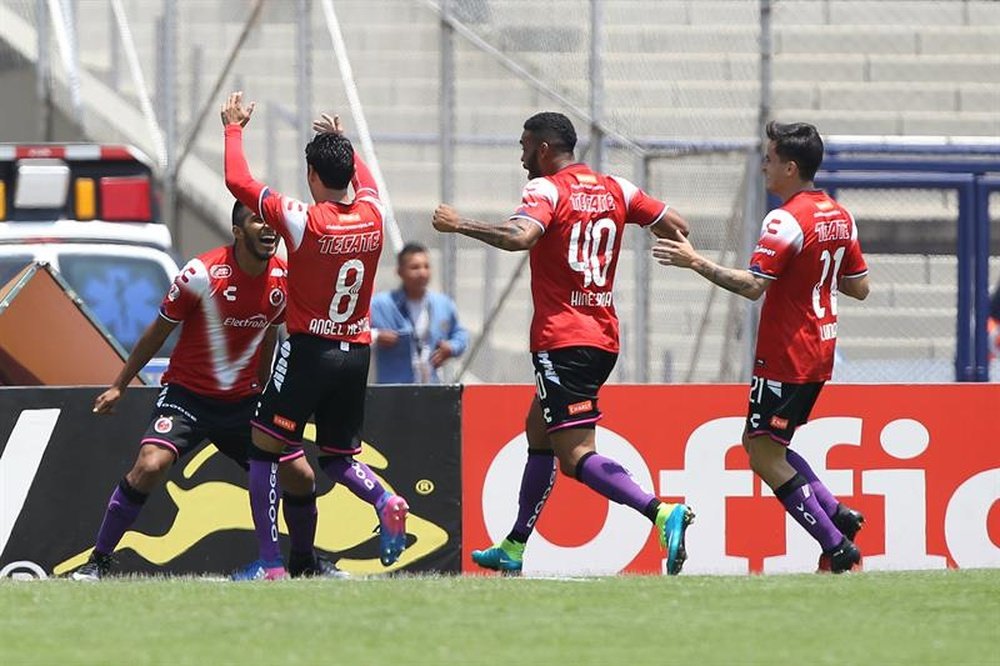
[773,473,843,552]
[93,478,148,556]
[507,449,557,544]
[282,491,317,557]
[247,445,283,563]
[785,449,839,517]
[318,455,386,506]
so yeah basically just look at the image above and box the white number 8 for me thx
[328,259,364,323]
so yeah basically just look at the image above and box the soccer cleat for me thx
[656,503,695,575]
[471,538,525,575]
[230,558,287,581]
[375,493,409,567]
[70,551,114,581]
[825,538,862,574]
[818,504,865,572]
[288,552,350,579]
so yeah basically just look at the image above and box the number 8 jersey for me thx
[512,163,668,353]
[257,171,384,345]
[749,189,868,383]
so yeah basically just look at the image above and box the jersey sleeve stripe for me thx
[257,186,269,217]
[510,213,546,234]
[639,204,668,227]
[842,269,869,278]
[158,310,182,324]
[748,267,779,280]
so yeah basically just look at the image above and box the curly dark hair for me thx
[765,121,824,181]
[523,111,577,153]
[305,132,355,189]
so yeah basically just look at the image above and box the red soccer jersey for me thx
[224,124,384,344]
[258,187,383,343]
[749,189,868,382]
[512,163,667,353]
[160,245,287,400]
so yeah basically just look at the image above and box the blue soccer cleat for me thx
[656,503,695,575]
[376,493,409,566]
[471,538,525,575]
[230,558,287,581]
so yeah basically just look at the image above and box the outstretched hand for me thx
[312,113,344,135]
[93,386,123,415]
[221,91,256,128]
[652,228,699,268]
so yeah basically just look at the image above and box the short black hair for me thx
[766,121,824,181]
[231,200,254,228]
[397,241,428,266]
[523,112,577,153]
[305,132,355,189]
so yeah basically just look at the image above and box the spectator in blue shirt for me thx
[371,242,469,383]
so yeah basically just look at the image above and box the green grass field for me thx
[2,569,998,665]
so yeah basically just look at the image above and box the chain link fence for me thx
[1,0,997,383]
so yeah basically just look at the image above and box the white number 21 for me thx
[813,246,845,318]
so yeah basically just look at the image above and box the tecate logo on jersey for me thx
[317,231,381,255]
[223,314,268,329]
[210,265,232,279]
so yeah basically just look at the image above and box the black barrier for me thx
[0,386,461,578]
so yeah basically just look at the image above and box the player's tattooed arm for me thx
[652,231,769,301]
[432,204,542,251]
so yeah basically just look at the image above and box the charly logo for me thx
[481,425,654,576]
[153,417,173,434]
[167,283,180,302]
[53,423,450,576]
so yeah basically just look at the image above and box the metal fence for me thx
[1,0,998,383]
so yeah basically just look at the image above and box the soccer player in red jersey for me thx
[433,111,695,575]
[654,121,870,573]
[71,202,331,580]
[221,93,409,575]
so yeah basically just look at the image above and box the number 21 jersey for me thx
[749,189,868,382]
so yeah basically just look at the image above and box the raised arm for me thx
[432,204,542,252]
[222,92,266,213]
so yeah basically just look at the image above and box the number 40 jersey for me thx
[749,189,868,383]
[512,162,668,354]
[258,180,384,345]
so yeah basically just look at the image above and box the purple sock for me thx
[774,473,843,552]
[282,492,317,556]
[320,456,386,507]
[575,452,658,515]
[508,450,557,543]
[786,449,839,517]
[94,480,147,555]
[248,455,282,563]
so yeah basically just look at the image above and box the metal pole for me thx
[108,1,120,90]
[36,0,53,140]
[174,0,266,173]
[161,1,179,244]
[189,45,202,127]
[634,154,651,383]
[440,0,457,299]
[740,0,772,380]
[589,0,605,172]
[297,0,313,192]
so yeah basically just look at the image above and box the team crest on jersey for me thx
[269,288,285,307]
[154,416,173,434]
[210,265,232,279]
[167,283,180,301]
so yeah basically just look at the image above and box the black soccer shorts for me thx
[252,334,370,454]
[139,383,266,469]
[531,346,618,433]
[744,374,824,445]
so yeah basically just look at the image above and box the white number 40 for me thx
[568,218,617,288]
